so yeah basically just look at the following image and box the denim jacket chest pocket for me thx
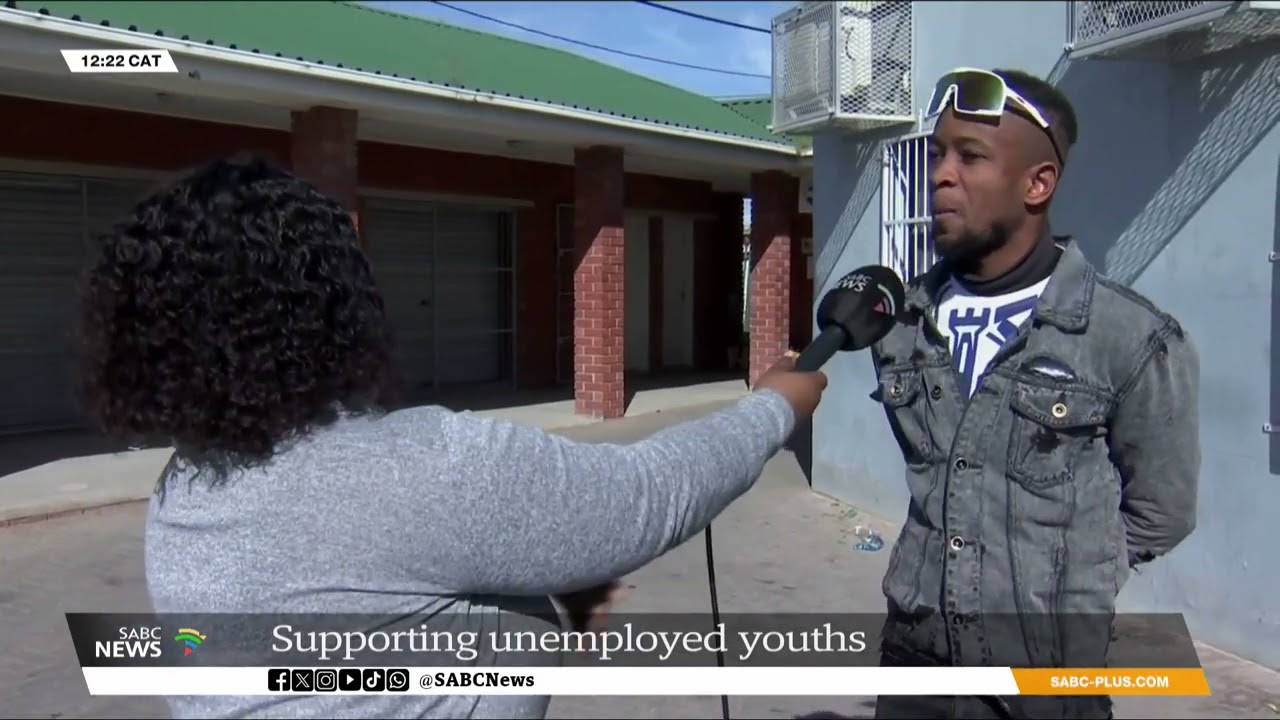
[872,367,942,469]
[1005,379,1112,526]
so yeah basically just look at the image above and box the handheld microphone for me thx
[794,265,906,372]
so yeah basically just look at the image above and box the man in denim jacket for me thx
[870,68,1201,719]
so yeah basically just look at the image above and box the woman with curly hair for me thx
[75,154,826,719]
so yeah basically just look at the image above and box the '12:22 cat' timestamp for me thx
[61,49,178,74]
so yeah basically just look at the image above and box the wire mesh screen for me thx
[1067,1,1276,59]
[880,131,934,284]
[772,2,836,133]
[1071,1,1223,44]
[772,1,915,134]
[836,1,914,126]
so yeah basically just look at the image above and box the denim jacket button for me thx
[953,457,968,472]
[1051,402,1068,419]
[890,383,903,398]
[931,386,943,400]
[949,535,966,551]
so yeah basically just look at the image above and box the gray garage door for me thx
[434,208,511,384]
[363,199,513,399]
[364,200,437,396]
[0,172,153,432]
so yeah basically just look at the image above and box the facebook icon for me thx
[267,668,292,692]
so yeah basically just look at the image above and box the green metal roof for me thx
[720,96,811,151]
[10,0,800,148]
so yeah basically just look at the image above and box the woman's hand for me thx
[557,581,628,633]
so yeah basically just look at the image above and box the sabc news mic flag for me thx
[65,612,1213,697]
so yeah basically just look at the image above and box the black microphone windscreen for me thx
[817,265,906,351]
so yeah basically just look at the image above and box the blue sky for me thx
[368,1,796,98]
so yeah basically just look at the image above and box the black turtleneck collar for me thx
[952,229,1064,297]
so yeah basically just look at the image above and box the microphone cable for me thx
[704,526,731,720]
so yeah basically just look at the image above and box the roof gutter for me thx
[0,8,801,158]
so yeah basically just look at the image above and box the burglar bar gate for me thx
[880,127,934,284]
[554,204,574,385]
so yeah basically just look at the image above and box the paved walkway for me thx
[0,377,751,524]
[0,403,1277,718]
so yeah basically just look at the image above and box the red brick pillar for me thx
[573,146,626,419]
[748,171,799,385]
[290,106,359,232]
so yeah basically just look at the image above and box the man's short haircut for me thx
[992,68,1079,150]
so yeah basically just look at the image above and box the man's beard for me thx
[933,220,1011,275]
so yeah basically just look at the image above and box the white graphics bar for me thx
[81,666,1211,697]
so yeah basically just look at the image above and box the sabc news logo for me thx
[174,628,208,656]
[95,625,207,659]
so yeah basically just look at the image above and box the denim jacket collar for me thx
[905,237,1095,332]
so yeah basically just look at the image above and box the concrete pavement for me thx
[1,401,1277,718]
[0,378,751,526]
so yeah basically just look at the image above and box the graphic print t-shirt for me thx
[936,277,1050,397]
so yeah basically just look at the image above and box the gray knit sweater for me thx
[145,391,794,719]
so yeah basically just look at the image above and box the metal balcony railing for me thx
[1068,1,1280,60]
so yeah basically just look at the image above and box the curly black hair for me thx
[76,154,402,463]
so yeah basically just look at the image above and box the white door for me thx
[364,199,436,397]
[624,213,650,372]
[662,215,695,368]
[433,207,510,385]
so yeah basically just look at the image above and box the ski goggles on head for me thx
[925,67,1065,166]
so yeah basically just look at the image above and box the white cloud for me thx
[737,9,767,28]
[642,21,697,57]
[738,41,772,76]
[710,6,775,80]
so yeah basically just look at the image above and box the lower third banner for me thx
[81,666,1212,697]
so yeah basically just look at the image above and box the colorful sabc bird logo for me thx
[174,628,207,656]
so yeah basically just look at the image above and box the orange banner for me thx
[1011,668,1210,696]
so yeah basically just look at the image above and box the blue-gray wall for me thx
[809,0,1280,669]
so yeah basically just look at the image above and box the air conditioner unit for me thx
[771,1,915,135]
